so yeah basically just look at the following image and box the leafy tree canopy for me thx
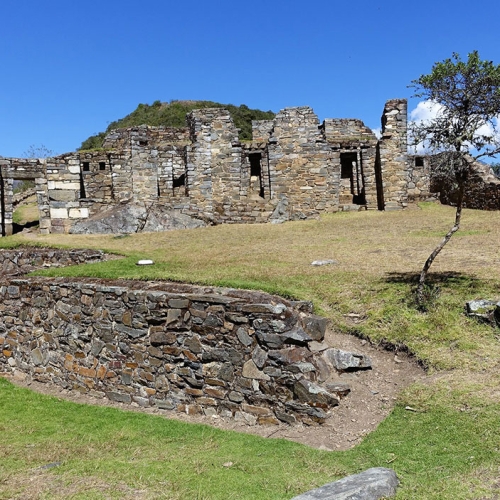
[409,51,500,308]
[79,100,275,150]
[410,51,500,160]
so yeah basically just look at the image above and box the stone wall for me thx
[4,98,461,237]
[377,99,409,210]
[406,155,438,202]
[267,107,339,218]
[0,273,358,425]
[431,159,500,210]
[0,248,107,277]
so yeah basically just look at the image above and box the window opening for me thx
[415,157,424,167]
[82,162,90,172]
[139,140,148,147]
[99,162,106,170]
[79,170,86,199]
[173,173,186,189]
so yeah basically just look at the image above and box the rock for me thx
[465,299,500,325]
[70,203,206,234]
[269,196,290,224]
[252,346,268,369]
[301,315,328,341]
[137,259,154,265]
[311,260,338,266]
[236,327,253,346]
[323,348,372,371]
[290,467,399,499]
[242,360,270,381]
[326,382,351,398]
[293,379,339,407]
[282,326,312,345]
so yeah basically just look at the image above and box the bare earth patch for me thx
[3,329,426,451]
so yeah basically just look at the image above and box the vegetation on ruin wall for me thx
[1,204,500,498]
[79,100,276,149]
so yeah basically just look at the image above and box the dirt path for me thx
[3,329,426,451]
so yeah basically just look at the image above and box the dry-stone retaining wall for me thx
[0,248,107,277]
[0,250,367,425]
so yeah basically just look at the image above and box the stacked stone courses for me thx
[0,99,413,236]
[2,97,499,237]
[0,250,372,425]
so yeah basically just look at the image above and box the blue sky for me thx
[2,0,499,157]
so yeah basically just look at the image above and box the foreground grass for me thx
[1,378,498,499]
[2,202,500,498]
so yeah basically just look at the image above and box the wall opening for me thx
[99,162,106,171]
[173,173,186,189]
[249,153,264,198]
[375,144,385,210]
[139,140,149,147]
[79,170,87,199]
[340,153,356,181]
[11,177,40,234]
[82,162,90,172]
[415,156,424,167]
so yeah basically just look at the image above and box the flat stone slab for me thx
[311,260,337,266]
[290,467,399,500]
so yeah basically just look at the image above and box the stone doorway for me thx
[340,152,366,206]
[249,152,265,198]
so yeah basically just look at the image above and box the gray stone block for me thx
[290,467,399,499]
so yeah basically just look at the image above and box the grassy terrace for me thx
[1,203,499,499]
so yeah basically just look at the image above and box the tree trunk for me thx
[416,180,466,307]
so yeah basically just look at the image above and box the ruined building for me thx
[3,97,496,237]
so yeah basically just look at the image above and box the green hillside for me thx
[80,100,275,149]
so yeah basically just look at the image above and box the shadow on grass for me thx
[383,272,485,312]
[384,271,482,287]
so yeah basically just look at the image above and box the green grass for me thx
[2,203,500,498]
[1,378,498,499]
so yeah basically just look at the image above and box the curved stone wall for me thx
[0,249,368,425]
[0,279,351,425]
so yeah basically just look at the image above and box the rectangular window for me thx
[99,162,106,170]
[82,162,90,172]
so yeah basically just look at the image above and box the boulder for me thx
[290,467,399,500]
[70,203,206,234]
[323,348,372,371]
[465,299,500,326]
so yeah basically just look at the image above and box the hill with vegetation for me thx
[79,100,275,150]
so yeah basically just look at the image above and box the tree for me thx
[409,51,500,307]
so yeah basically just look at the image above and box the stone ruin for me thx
[0,248,373,426]
[1,97,499,237]
[0,99,409,236]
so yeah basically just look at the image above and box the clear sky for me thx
[2,0,499,158]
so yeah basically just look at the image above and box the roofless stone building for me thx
[0,98,413,236]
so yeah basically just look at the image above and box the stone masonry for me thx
[0,249,373,425]
[0,99,412,236]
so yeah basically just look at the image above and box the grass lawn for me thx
[1,202,499,499]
